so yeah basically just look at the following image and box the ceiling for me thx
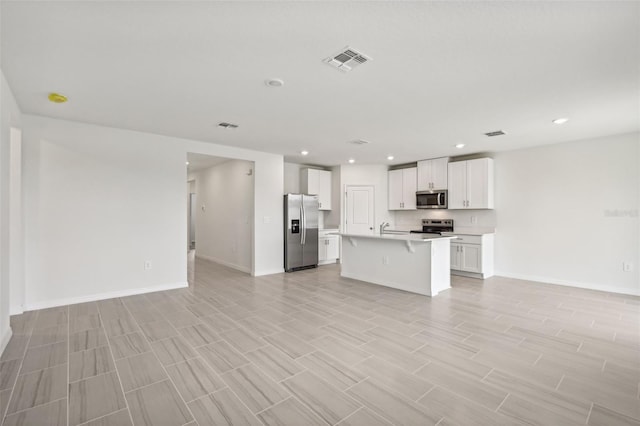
[1,1,638,167]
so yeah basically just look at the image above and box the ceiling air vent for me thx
[218,122,239,129]
[348,139,371,145]
[324,47,371,72]
[484,130,506,137]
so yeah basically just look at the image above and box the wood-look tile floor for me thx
[1,254,639,426]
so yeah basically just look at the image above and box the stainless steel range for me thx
[410,219,454,236]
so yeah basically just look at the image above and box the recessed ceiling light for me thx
[348,159,355,164]
[265,78,284,87]
[48,93,68,103]
[387,155,394,160]
[185,161,189,165]
[552,117,569,125]
[300,150,309,156]
[455,144,465,149]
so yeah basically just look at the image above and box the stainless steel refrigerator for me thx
[284,194,319,272]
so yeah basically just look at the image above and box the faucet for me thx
[379,222,390,234]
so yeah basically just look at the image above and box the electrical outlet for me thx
[144,261,152,270]
[470,216,477,224]
[382,256,389,265]
[622,261,633,272]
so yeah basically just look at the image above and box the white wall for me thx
[283,162,301,194]
[399,132,639,295]
[191,160,253,273]
[22,115,284,310]
[492,132,638,295]
[9,128,23,315]
[1,70,22,353]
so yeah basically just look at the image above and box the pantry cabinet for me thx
[388,167,417,210]
[417,157,449,191]
[301,168,332,210]
[447,158,494,209]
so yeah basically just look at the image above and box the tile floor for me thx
[1,255,639,425]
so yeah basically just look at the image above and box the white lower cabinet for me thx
[446,233,494,278]
[318,230,340,265]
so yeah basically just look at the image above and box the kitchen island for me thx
[336,232,456,296]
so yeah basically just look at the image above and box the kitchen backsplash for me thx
[394,209,497,230]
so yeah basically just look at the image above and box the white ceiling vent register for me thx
[324,47,371,72]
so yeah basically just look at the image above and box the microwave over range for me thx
[416,190,447,209]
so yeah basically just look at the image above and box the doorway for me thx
[345,185,375,235]
[186,153,254,283]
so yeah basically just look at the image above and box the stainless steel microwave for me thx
[416,190,448,209]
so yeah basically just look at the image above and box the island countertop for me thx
[333,232,457,242]
[336,231,453,296]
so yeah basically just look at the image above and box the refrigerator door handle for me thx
[300,205,305,245]
[303,201,307,245]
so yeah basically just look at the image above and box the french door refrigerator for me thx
[284,194,319,272]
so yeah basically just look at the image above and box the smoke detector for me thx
[484,130,506,137]
[218,122,239,129]
[265,78,284,87]
[324,47,371,72]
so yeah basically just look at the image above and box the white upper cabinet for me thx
[447,158,494,209]
[417,157,449,191]
[447,161,467,209]
[388,167,417,210]
[301,168,332,210]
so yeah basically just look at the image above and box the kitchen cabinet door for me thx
[388,168,416,210]
[388,169,404,210]
[402,167,417,209]
[460,244,482,273]
[417,158,448,191]
[417,160,432,191]
[318,170,332,210]
[448,158,494,209]
[466,158,493,209]
[325,236,339,260]
[450,243,462,269]
[447,161,467,209]
[318,237,328,262]
[431,157,449,190]
[301,169,332,210]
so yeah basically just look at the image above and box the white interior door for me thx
[345,185,375,235]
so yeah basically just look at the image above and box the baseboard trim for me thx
[494,271,640,296]
[196,254,251,274]
[24,281,189,312]
[253,268,285,277]
[1,327,13,356]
